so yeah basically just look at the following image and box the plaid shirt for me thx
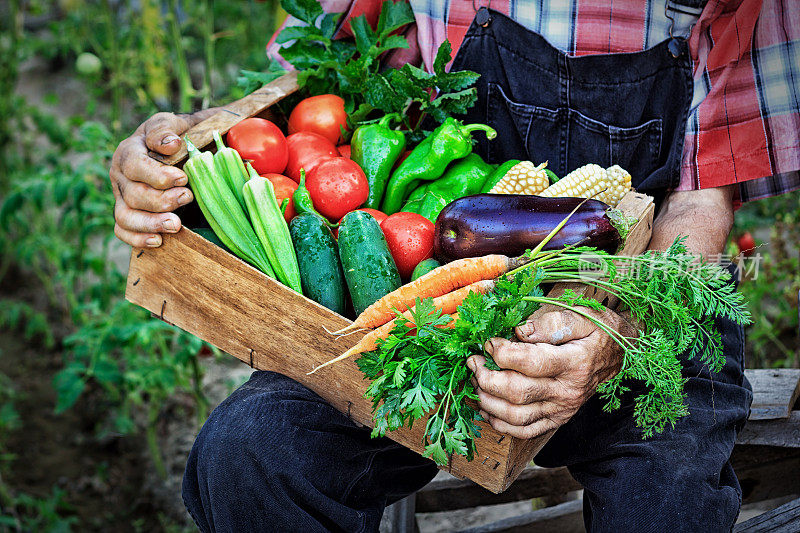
[268,0,800,202]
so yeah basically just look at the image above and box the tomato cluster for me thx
[224,94,433,280]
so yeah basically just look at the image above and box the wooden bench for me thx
[383,369,800,533]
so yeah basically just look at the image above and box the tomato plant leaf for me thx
[281,0,324,25]
[376,0,415,38]
[350,15,376,55]
[275,25,326,44]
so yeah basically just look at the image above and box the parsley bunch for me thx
[239,0,480,129]
[357,270,545,464]
[357,237,751,465]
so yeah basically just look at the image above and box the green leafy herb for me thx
[240,0,480,129]
[357,268,545,464]
[357,237,751,464]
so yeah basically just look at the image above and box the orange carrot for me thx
[340,280,493,358]
[333,255,511,334]
[310,280,494,374]
[309,312,461,375]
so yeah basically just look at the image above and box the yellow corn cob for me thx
[538,163,631,207]
[489,161,550,195]
[604,165,633,205]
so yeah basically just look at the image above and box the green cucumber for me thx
[410,258,441,281]
[289,213,346,315]
[338,210,402,315]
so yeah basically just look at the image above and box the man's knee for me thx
[575,438,742,532]
[182,372,348,531]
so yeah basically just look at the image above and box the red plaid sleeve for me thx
[678,0,800,200]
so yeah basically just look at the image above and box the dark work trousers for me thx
[182,8,752,533]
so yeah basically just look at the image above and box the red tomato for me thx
[263,173,298,223]
[226,118,288,175]
[337,144,351,159]
[380,212,435,279]
[305,157,369,221]
[284,132,339,182]
[288,95,347,145]
[737,232,756,257]
[333,208,387,238]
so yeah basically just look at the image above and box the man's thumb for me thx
[516,309,594,345]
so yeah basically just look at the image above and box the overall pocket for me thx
[487,82,663,181]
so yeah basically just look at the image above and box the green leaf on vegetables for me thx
[240,0,481,128]
[283,0,324,25]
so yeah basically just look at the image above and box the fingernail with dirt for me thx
[178,191,192,205]
[162,218,178,232]
[518,322,535,337]
[173,175,188,187]
[467,358,476,372]
[484,339,495,354]
[161,134,179,145]
[146,236,161,247]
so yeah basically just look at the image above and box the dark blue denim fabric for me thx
[450,9,692,200]
[181,371,438,533]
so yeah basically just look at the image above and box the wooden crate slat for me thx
[454,499,584,533]
[737,411,800,448]
[126,228,518,492]
[734,496,800,533]
[745,369,800,420]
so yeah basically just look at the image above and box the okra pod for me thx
[243,162,303,293]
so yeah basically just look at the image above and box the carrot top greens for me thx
[357,237,751,466]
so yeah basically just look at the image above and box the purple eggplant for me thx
[434,194,622,262]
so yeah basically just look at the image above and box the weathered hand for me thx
[109,112,201,248]
[467,307,634,439]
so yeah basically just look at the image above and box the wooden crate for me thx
[125,72,655,493]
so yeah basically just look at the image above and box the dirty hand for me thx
[110,112,204,248]
[467,308,633,439]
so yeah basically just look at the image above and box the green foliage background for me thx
[0,1,282,529]
[0,0,797,530]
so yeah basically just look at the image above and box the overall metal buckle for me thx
[474,3,492,27]
[665,1,684,58]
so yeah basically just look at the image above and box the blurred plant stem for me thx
[147,402,168,479]
[141,0,171,109]
[201,0,215,108]
[0,0,23,186]
[102,0,123,134]
[167,0,195,112]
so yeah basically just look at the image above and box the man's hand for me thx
[467,307,633,439]
[109,110,217,248]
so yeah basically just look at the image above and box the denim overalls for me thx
[451,7,691,204]
[182,7,753,533]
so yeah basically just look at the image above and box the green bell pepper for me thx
[425,153,494,199]
[400,191,448,222]
[401,154,494,221]
[350,113,406,209]
[381,118,496,214]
